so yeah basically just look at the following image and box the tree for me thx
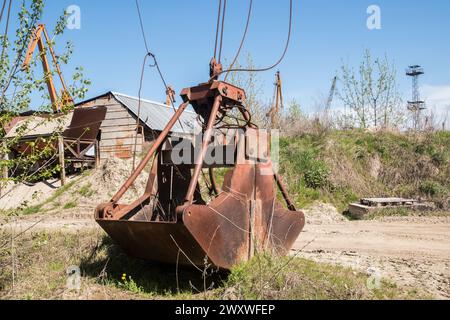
[0,0,90,189]
[337,49,404,129]
[226,54,266,127]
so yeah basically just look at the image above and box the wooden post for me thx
[58,136,66,186]
[94,139,100,168]
[2,151,8,180]
[0,141,8,197]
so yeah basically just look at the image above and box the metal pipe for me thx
[185,95,222,203]
[275,173,296,211]
[111,101,189,204]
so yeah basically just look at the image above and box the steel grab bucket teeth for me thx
[95,81,305,270]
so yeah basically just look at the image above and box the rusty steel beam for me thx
[185,95,222,204]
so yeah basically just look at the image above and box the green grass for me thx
[0,230,429,300]
[217,254,427,300]
[79,183,95,198]
[279,130,450,212]
[363,207,450,220]
[63,201,77,210]
[0,230,214,299]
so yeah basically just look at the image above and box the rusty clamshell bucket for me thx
[95,81,305,270]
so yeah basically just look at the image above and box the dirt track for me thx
[2,208,450,299]
[293,216,450,299]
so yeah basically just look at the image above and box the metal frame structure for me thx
[406,65,426,130]
[22,24,73,113]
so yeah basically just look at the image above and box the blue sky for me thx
[6,0,450,120]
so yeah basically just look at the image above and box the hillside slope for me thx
[279,130,450,212]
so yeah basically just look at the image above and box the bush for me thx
[419,181,446,197]
[304,164,329,189]
[282,146,330,190]
[431,151,447,166]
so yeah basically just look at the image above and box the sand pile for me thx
[84,157,147,203]
[303,202,347,225]
[48,158,149,213]
[0,157,148,214]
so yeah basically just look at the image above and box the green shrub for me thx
[419,181,446,196]
[431,151,447,166]
[281,146,330,190]
[304,164,329,189]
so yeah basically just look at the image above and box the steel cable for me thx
[134,0,184,129]
[224,0,253,82]
[133,0,186,170]
[213,0,222,59]
[218,0,227,63]
[212,0,293,81]
[0,0,7,24]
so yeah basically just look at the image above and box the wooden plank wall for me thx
[78,94,144,160]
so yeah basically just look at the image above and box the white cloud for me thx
[422,84,450,106]
[421,85,450,129]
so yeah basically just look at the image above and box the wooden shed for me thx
[76,91,196,160]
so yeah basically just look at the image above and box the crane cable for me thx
[133,0,185,169]
[133,0,187,184]
[217,0,227,63]
[0,0,8,24]
[135,0,150,54]
[0,0,11,48]
[0,0,12,104]
[224,0,253,82]
[212,0,293,82]
[135,0,183,125]
[213,0,222,60]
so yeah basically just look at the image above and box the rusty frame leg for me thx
[208,167,220,195]
[110,102,189,205]
[185,95,223,204]
[275,173,296,211]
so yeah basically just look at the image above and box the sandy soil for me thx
[1,210,97,233]
[293,215,450,299]
[1,172,449,300]
[0,176,78,211]
[0,158,146,213]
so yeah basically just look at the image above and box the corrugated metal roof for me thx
[111,92,196,134]
[5,92,197,140]
[5,114,73,139]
